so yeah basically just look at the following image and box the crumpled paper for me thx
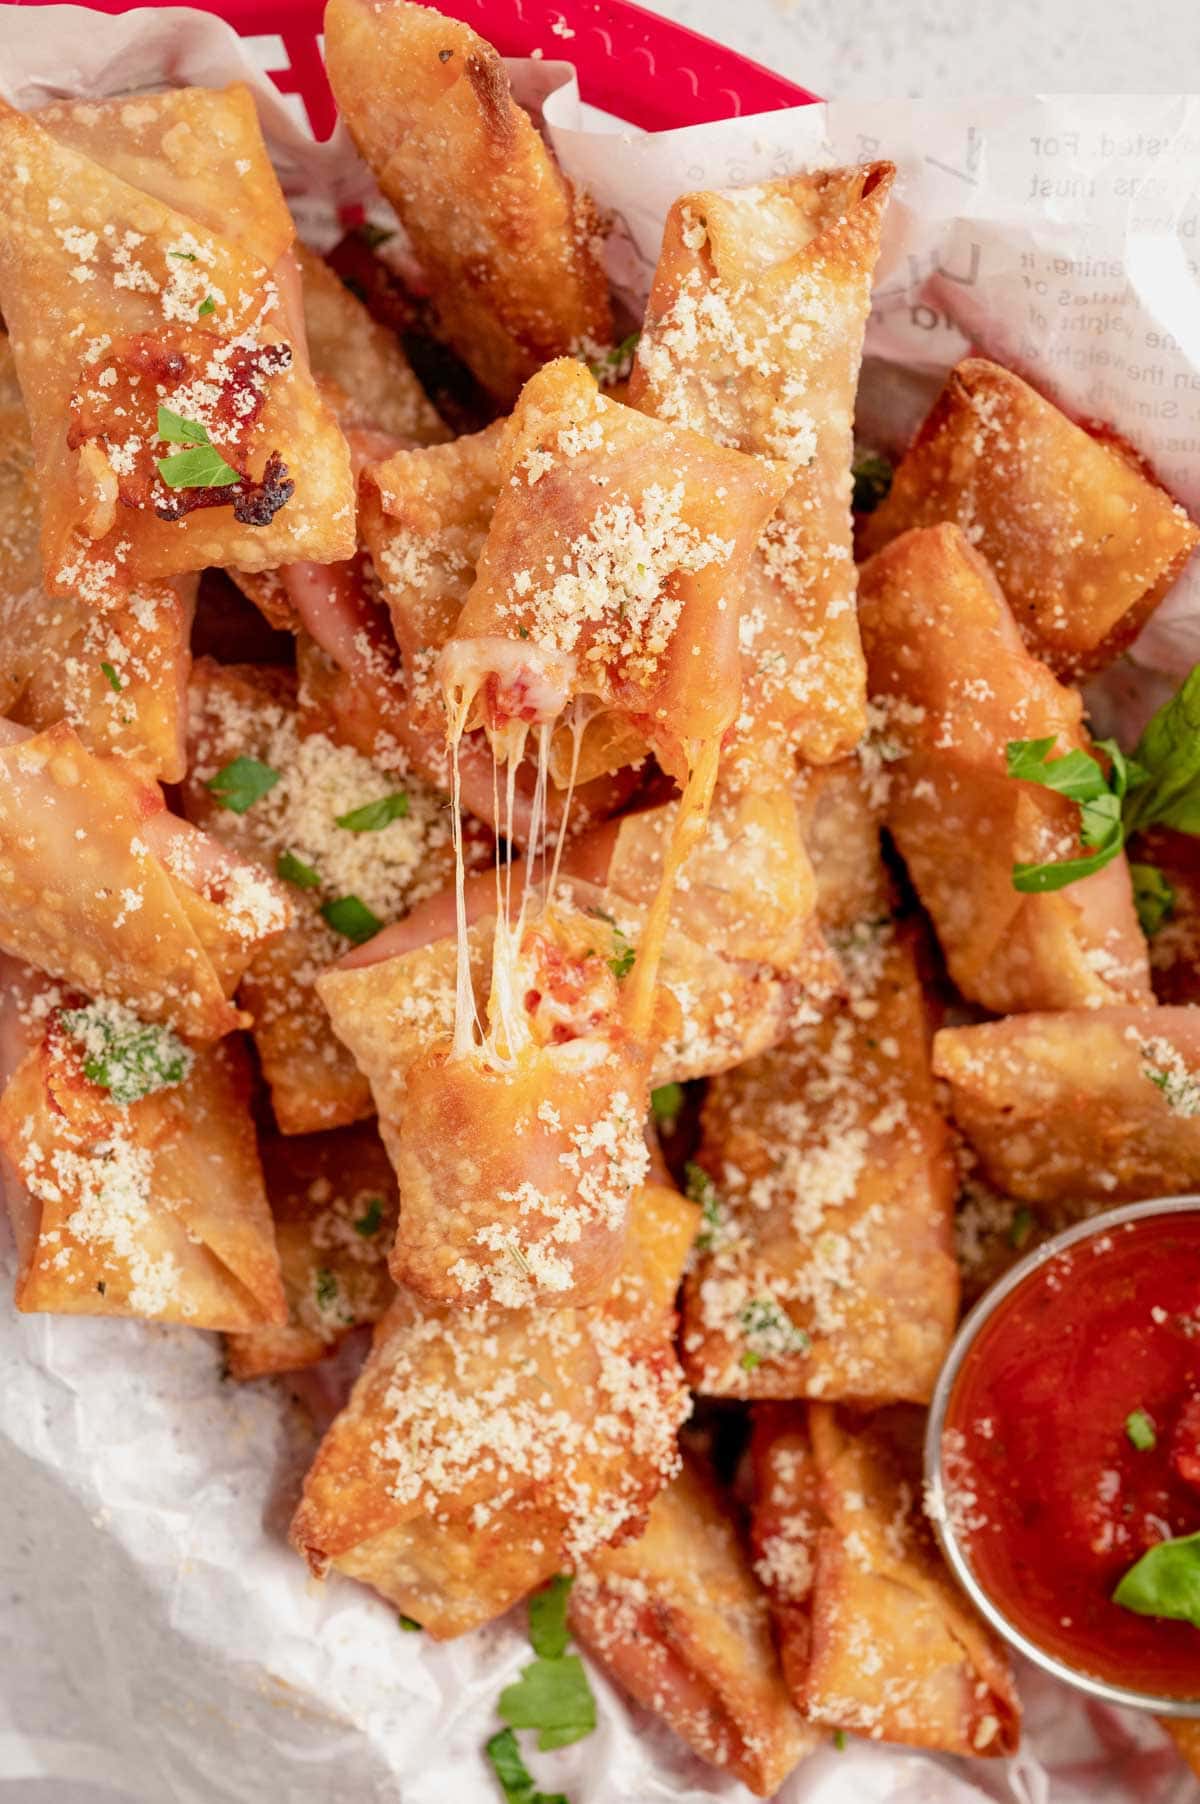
[0,9,1198,1802]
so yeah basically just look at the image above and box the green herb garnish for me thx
[1113,1529,1200,1626]
[277,849,320,889]
[321,894,383,945]
[584,330,640,384]
[354,1198,385,1237]
[205,755,281,815]
[155,403,239,489]
[357,222,395,250]
[851,450,893,514]
[197,294,215,317]
[484,1728,567,1804]
[686,1161,725,1253]
[1007,735,1134,892]
[740,1351,762,1371]
[1007,667,1200,895]
[738,1296,810,1363]
[59,1000,192,1106]
[335,792,410,832]
[1131,862,1176,937]
[398,1613,422,1632]
[167,250,197,262]
[1126,1408,1157,1451]
[99,660,122,693]
[498,1655,596,1752]
[528,1574,573,1661]
[1008,1206,1035,1250]
[314,1268,339,1311]
[832,1729,847,1751]
[650,1082,683,1129]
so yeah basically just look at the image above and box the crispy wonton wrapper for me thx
[0,719,289,1041]
[860,358,1199,678]
[630,163,894,774]
[324,0,612,405]
[289,1181,694,1638]
[0,337,193,781]
[858,522,1151,1013]
[184,656,457,1131]
[569,1456,815,1798]
[225,1122,397,1380]
[750,1403,1020,1757]
[0,1014,284,1331]
[682,912,958,1405]
[0,87,353,594]
[359,421,505,731]
[449,357,789,781]
[293,242,447,447]
[934,1007,1200,1202]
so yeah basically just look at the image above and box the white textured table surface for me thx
[651,0,1200,97]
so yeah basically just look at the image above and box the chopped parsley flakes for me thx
[335,792,410,833]
[206,755,281,815]
[99,660,122,694]
[485,1728,566,1804]
[59,1000,193,1106]
[277,849,321,889]
[650,1082,683,1129]
[320,894,383,945]
[353,1198,385,1237]
[487,1573,594,1797]
[1125,1408,1156,1451]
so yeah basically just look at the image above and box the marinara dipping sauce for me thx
[928,1201,1200,1707]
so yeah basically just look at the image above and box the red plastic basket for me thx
[15,0,816,137]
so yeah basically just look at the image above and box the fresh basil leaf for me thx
[1125,1408,1157,1451]
[851,450,893,514]
[484,1728,567,1804]
[157,403,210,446]
[1113,1529,1200,1626]
[157,444,241,490]
[498,1655,596,1752]
[1131,863,1176,937]
[1006,738,1109,804]
[197,295,215,317]
[1125,666,1200,836]
[277,849,320,889]
[1078,788,1123,850]
[99,660,122,693]
[206,755,281,814]
[335,792,410,832]
[1011,831,1124,892]
[321,894,383,945]
[528,1575,573,1661]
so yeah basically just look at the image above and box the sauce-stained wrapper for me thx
[0,8,1198,1802]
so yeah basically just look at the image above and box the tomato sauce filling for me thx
[942,1212,1200,1698]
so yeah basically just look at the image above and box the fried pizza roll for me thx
[860,358,1200,678]
[0,336,193,781]
[934,1008,1200,1203]
[569,1457,815,1798]
[224,1122,398,1379]
[359,421,505,733]
[681,912,958,1405]
[603,782,837,982]
[0,89,353,597]
[793,758,888,932]
[0,718,289,1041]
[288,1181,694,1636]
[750,1404,1020,1757]
[318,870,790,1156]
[446,357,789,784]
[858,523,1151,1012]
[630,164,893,773]
[324,0,612,405]
[0,1002,284,1329]
[293,243,446,446]
[184,657,456,1132]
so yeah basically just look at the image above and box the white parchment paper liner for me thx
[1,9,1199,1801]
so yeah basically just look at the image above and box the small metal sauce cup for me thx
[924,1195,1200,1717]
